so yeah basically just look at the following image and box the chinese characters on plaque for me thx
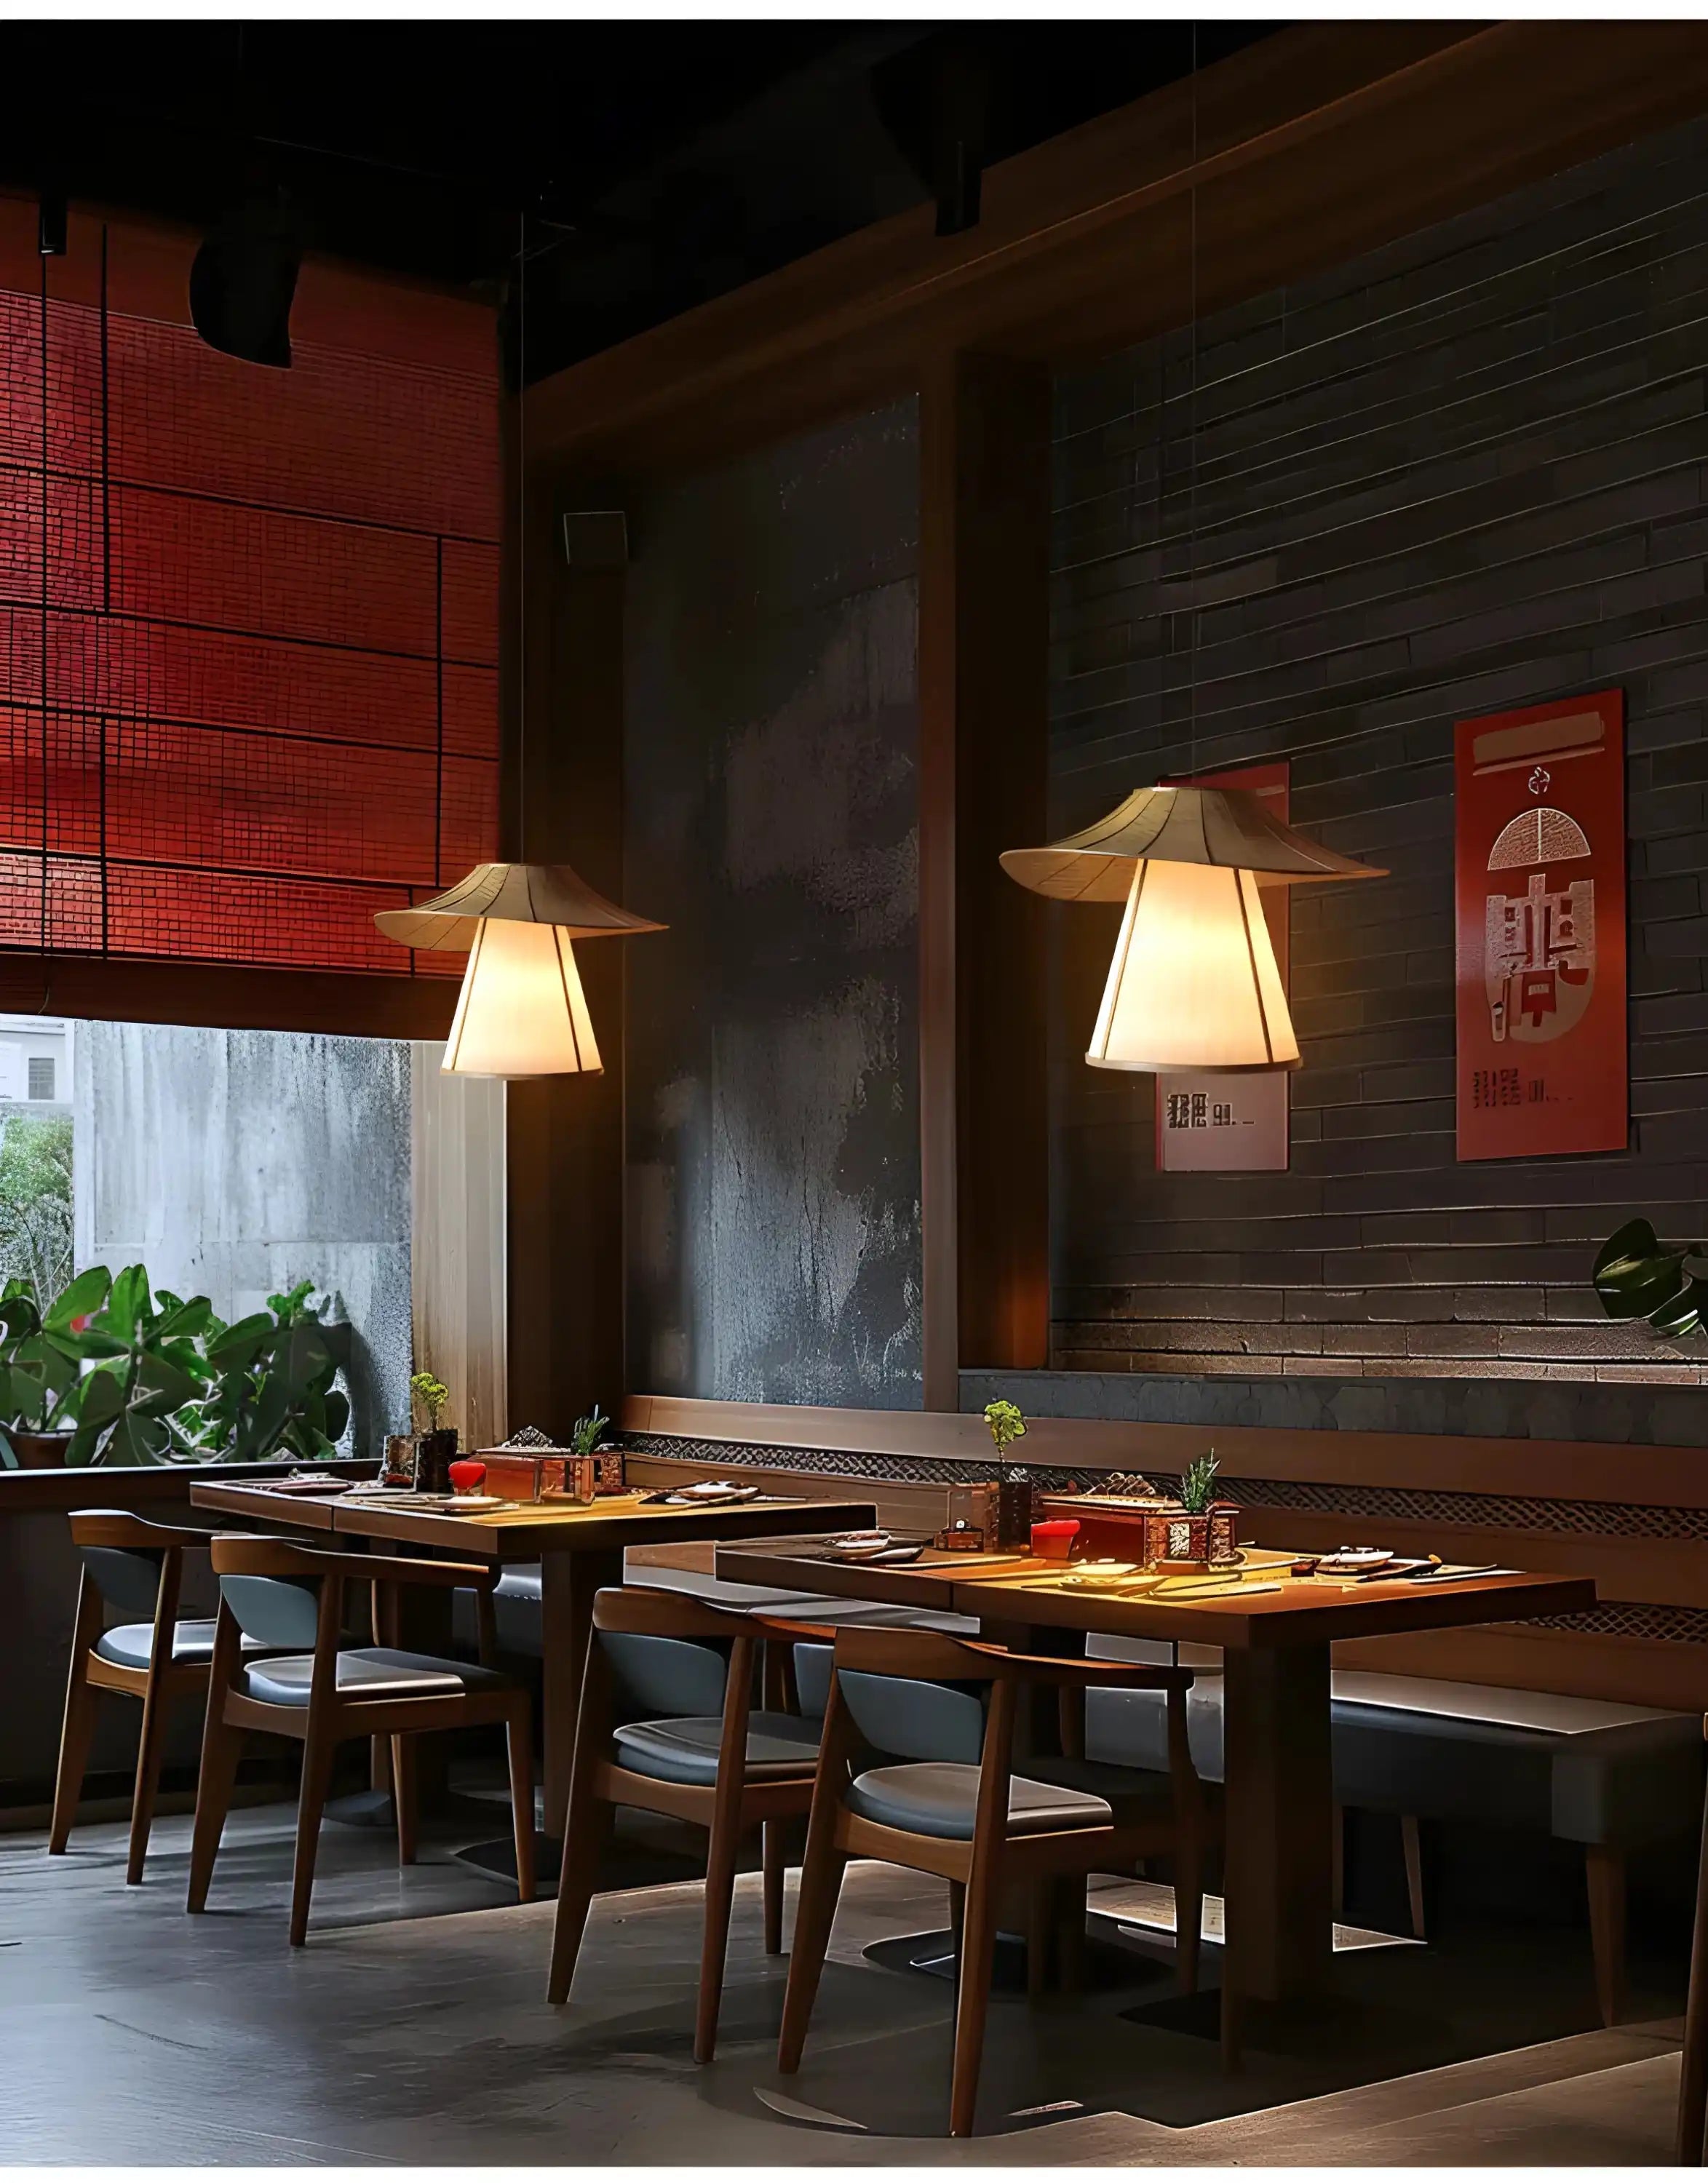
[1156,760,1292,1172]
[1453,689,1627,1161]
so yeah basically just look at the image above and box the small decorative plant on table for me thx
[565,1403,613,1501]
[1151,1450,1241,1570]
[570,1402,627,1495]
[409,1369,456,1493]
[984,1399,1033,1550]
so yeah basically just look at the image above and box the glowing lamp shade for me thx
[1089,861,1297,1073]
[442,918,600,1078]
[1001,784,1385,1076]
[373,861,662,1081]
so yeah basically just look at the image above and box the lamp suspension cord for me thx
[1187,21,1199,789]
[516,204,526,864]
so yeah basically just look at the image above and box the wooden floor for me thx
[0,1794,1686,2163]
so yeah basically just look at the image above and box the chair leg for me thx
[1175,1835,1205,1997]
[506,1704,536,1904]
[49,1655,99,1856]
[186,1709,244,1914]
[391,1736,418,1866]
[1331,1800,1345,1920]
[777,1847,848,2073]
[125,1671,174,1885]
[762,1821,785,1956]
[949,1856,1000,2138]
[1586,1842,1626,2028]
[1677,1784,1708,2164]
[1401,1814,1426,1941]
[694,1802,746,2064]
[1025,1880,1051,2000]
[1220,1979,1244,2075]
[288,1730,337,1948]
[549,1789,609,2003]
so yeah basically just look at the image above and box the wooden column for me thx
[504,443,629,1437]
[918,352,1052,1410]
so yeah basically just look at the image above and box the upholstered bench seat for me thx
[1078,1637,1704,2024]
[846,1759,1113,1840]
[613,1710,822,1786]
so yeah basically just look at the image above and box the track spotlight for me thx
[38,191,67,258]
[189,196,301,368]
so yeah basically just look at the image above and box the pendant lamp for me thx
[375,862,664,1079]
[1001,785,1383,1074]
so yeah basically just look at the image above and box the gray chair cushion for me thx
[242,1648,512,1707]
[95,1619,231,1670]
[846,1762,1113,1841]
[611,1710,821,1786]
[1024,1751,1180,1818]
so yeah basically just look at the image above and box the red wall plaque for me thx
[1454,689,1626,1161]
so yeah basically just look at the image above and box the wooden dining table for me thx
[190,1477,875,1855]
[714,1533,1597,2006]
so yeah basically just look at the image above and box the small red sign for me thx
[1454,690,1626,1161]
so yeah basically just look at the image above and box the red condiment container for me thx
[448,1460,487,1495]
[1030,1517,1080,1562]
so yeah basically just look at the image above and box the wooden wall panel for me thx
[919,353,1052,1404]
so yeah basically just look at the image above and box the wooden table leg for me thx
[1221,1645,1335,2003]
[541,1547,623,1839]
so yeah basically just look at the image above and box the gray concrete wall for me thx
[624,399,923,1407]
[73,1024,413,1452]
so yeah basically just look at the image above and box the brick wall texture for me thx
[1046,115,1708,1396]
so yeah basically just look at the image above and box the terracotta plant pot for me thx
[4,1428,74,1469]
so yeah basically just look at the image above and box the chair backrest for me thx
[591,1586,760,1720]
[793,1625,987,1762]
[67,1509,197,1618]
[209,1534,327,1648]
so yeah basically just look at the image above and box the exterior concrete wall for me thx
[624,399,922,1408]
[72,1024,413,1452]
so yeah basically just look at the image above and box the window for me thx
[26,1055,52,1102]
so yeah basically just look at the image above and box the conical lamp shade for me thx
[1088,860,1299,1074]
[441,919,601,1079]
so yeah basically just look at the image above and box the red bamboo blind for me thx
[0,199,500,982]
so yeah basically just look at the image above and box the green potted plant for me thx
[983,1399,1033,1548]
[569,1401,625,1494]
[65,1265,219,1467]
[187,1281,352,1468]
[408,1368,456,1492]
[1593,1218,1708,1338]
[0,1266,112,1468]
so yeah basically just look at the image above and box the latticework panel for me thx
[0,203,500,977]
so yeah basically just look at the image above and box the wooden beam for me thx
[0,955,456,1039]
[505,449,630,1439]
[520,23,1708,480]
[919,353,1051,1407]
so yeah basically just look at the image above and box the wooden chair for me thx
[776,1623,1210,2138]
[188,1534,535,1945]
[1677,1716,1708,2163]
[546,1585,823,2062]
[52,1510,232,1883]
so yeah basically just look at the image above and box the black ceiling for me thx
[7,20,1279,384]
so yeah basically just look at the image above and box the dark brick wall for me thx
[1046,116,1708,1410]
